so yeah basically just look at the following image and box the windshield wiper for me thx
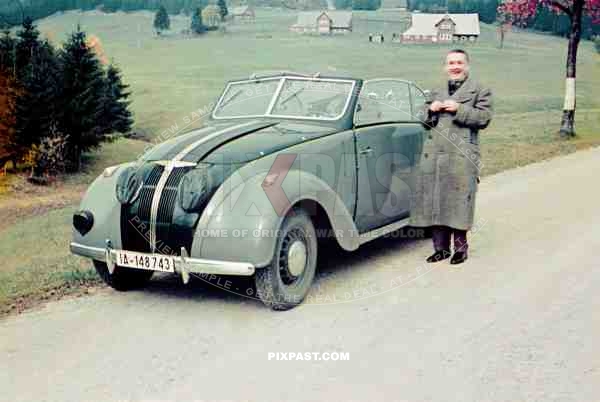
[219,89,243,109]
[279,87,304,107]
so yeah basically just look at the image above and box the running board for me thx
[358,218,411,245]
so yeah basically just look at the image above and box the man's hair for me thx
[447,48,469,62]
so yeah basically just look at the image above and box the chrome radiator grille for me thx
[120,164,194,255]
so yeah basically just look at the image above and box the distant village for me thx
[198,0,482,44]
[288,8,480,43]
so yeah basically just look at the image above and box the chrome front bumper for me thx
[70,241,255,283]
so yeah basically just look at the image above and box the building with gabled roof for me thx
[290,10,353,34]
[231,5,255,21]
[402,13,480,43]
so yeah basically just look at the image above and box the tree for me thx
[217,0,228,21]
[15,40,61,150]
[447,0,463,12]
[0,70,20,169]
[496,7,512,48]
[481,0,500,23]
[335,0,352,8]
[59,27,106,171]
[100,64,133,135]
[0,30,16,75]
[499,0,600,137]
[153,5,170,34]
[352,0,380,9]
[190,7,206,34]
[15,17,40,80]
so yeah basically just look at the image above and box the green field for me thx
[1,8,599,315]
[35,9,600,175]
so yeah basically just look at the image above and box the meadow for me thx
[1,8,599,315]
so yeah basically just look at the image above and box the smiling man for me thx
[411,49,493,265]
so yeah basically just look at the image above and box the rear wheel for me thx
[93,260,153,291]
[255,208,317,310]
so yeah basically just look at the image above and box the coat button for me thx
[428,135,433,140]
[424,153,428,158]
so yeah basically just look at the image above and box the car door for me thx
[353,79,426,233]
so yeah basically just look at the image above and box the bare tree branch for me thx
[549,0,573,16]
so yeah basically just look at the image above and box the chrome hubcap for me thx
[287,240,307,277]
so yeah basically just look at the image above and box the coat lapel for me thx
[450,75,476,101]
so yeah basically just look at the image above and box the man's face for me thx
[445,52,470,81]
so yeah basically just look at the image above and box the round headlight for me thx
[179,167,212,212]
[115,166,142,204]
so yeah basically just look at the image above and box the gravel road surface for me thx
[2,147,600,402]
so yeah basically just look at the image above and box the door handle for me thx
[359,146,374,156]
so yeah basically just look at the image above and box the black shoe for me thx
[426,249,451,263]
[450,251,468,265]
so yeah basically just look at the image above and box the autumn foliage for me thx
[498,0,600,136]
[0,19,133,178]
[499,0,600,24]
[0,71,20,170]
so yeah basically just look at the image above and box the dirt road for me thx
[2,147,600,402]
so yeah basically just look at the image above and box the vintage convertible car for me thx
[71,73,428,310]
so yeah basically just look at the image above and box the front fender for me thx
[71,163,132,250]
[191,168,359,268]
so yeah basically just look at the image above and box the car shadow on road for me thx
[139,228,430,308]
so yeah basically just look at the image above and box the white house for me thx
[290,11,353,34]
[402,13,480,43]
[231,5,255,22]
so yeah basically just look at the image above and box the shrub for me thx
[25,134,69,180]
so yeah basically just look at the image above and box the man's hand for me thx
[442,100,459,113]
[429,100,444,112]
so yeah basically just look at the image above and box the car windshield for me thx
[212,76,356,121]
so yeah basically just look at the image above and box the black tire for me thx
[93,260,153,291]
[255,208,318,311]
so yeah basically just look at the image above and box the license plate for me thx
[115,250,177,273]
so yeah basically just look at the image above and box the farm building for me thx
[202,5,221,27]
[402,13,480,43]
[290,11,353,34]
[231,5,255,21]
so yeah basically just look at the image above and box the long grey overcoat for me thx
[410,76,493,231]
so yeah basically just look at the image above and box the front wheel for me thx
[93,260,153,291]
[255,208,318,310]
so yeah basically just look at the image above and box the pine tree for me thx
[0,30,16,75]
[153,5,170,34]
[190,7,206,34]
[15,17,41,81]
[15,40,62,149]
[100,64,133,135]
[0,70,21,169]
[447,0,463,12]
[217,0,228,22]
[59,27,105,171]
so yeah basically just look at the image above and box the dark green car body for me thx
[71,74,428,308]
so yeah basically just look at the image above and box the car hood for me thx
[142,120,340,164]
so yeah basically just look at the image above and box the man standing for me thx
[411,49,493,265]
